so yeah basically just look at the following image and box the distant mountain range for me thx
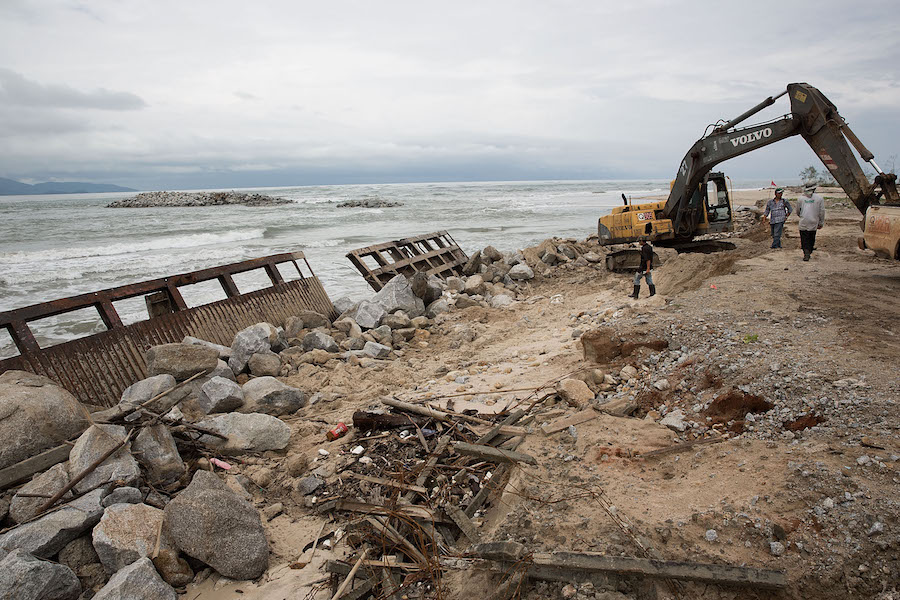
[0,177,136,195]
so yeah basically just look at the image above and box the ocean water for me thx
[0,179,767,358]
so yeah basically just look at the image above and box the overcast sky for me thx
[1,0,898,190]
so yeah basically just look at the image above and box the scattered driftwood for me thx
[540,409,599,435]
[453,442,537,466]
[331,548,369,600]
[383,397,449,422]
[347,472,428,495]
[352,411,422,431]
[445,505,481,544]
[0,443,73,490]
[637,436,725,459]
[468,543,787,589]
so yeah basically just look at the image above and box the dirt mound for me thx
[655,252,737,295]
[704,389,773,427]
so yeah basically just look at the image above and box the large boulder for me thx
[462,250,482,276]
[363,342,392,359]
[293,310,331,329]
[240,377,306,415]
[508,263,534,280]
[371,274,425,317]
[145,344,219,381]
[340,300,385,330]
[197,376,244,414]
[194,413,291,453]
[119,374,177,413]
[410,272,443,305]
[333,317,362,338]
[332,296,357,315]
[228,323,278,374]
[92,503,176,573]
[382,312,411,330]
[248,351,281,377]
[425,298,450,318]
[68,425,140,494]
[0,371,88,471]
[0,549,81,600]
[132,425,185,486]
[301,331,339,353]
[9,463,70,524]
[556,379,595,407]
[57,535,100,573]
[92,557,175,600]
[0,488,106,558]
[483,246,504,263]
[181,336,231,359]
[464,274,486,295]
[164,471,268,580]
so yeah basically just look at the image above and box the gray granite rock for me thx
[464,274,486,295]
[0,549,80,600]
[194,413,291,453]
[372,274,425,317]
[301,331,339,353]
[132,425,185,486]
[0,370,88,471]
[333,317,362,338]
[100,487,143,508]
[58,535,100,572]
[68,425,140,494]
[209,359,237,381]
[425,298,450,318]
[145,344,219,381]
[293,310,331,329]
[228,323,277,374]
[10,463,70,524]
[508,263,535,280]
[240,377,306,415]
[340,300,386,330]
[332,296,357,315]
[119,374,176,413]
[92,503,176,573]
[197,376,244,414]
[363,341,392,359]
[297,476,324,495]
[0,488,106,558]
[182,335,232,359]
[445,277,465,292]
[164,471,268,580]
[248,351,281,377]
[462,250,482,276]
[92,557,175,600]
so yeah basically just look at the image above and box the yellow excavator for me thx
[599,82,900,270]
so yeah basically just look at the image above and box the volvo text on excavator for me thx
[598,82,900,271]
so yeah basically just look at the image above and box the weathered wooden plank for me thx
[318,499,448,523]
[522,552,787,589]
[0,444,73,490]
[453,442,537,466]
[475,409,525,446]
[464,465,510,518]
[541,409,599,435]
[383,397,449,422]
[445,504,481,544]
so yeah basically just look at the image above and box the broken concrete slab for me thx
[164,470,268,580]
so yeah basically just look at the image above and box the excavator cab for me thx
[703,172,732,233]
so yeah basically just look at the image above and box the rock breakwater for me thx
[107,191,291,208]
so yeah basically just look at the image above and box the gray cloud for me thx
[0,69,146,110]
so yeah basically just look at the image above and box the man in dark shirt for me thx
[631,240,655,299]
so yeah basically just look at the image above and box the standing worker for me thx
[797,182,825,261]
[631,239,655,299]
[763,187,792,248]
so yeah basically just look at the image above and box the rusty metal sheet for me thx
[0,251,336,407]
[346,231,469,291]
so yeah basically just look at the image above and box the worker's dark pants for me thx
[770,221,785,248]
[799,229,817,254]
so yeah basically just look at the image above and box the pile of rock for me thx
[336,198,402,208]
[107,191,292,208]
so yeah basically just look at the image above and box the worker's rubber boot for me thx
[630,285,640,299]
[649,285,656,297]
[802,250,811,261]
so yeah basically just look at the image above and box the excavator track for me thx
[605,240,736,273]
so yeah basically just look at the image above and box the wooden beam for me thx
[541,409,599,435]
[347,472,428,495]
[0,443,72,490]
[453,442,537,466]
[383,397,449,422]
[445,504,481,544]
[318,499,450,524]
[475,409,525,446]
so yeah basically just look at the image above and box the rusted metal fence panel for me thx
[346,231,468,291]
[0,251,335,407]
